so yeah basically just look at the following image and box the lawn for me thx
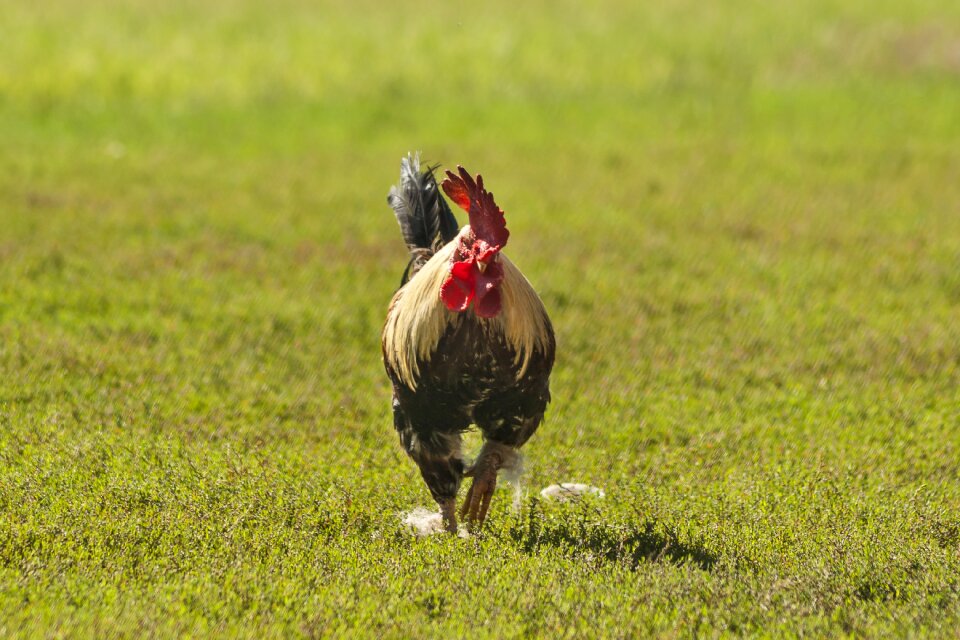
[2,0,960,636]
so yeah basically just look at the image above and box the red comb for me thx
[441,166,509,250]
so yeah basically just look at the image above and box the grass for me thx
[2,0,960,636]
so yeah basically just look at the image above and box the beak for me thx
[477,261,487,273]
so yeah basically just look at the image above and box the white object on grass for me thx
[401,508,471,538]
[402,508,445,536]
[539,483,605,501]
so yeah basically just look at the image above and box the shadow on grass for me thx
[508,500,717,571]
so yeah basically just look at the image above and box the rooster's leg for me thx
[409,438,464,533]
[395,409,464,532]
[460,441,517,528]
[438,498,458,533]
[411,446,463,533]
[412,438,463,533]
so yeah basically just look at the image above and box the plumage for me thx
[382,155,555,533]
[387,153,459,285]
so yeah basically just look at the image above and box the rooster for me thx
[382,154,555,533]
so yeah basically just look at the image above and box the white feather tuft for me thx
[401,508,446,536]
[540,483,605,501]
[401,508,471,538]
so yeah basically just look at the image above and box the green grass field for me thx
[2,0,960,636]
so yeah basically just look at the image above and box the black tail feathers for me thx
[387,153,460,284]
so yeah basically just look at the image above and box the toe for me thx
[477,484,494,525]
[459,483,475,520]
[461,474,497,528]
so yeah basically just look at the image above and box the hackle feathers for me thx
[382,229,552,390]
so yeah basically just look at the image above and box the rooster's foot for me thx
[460,453,502,529]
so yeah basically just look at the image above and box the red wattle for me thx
[440,253,504,317]
[473,286,502,318]
[472,259,504,317]
[439,259,476,311]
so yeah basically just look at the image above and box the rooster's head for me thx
[439,166,510,318]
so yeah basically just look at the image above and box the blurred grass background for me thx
[1,0,960,636]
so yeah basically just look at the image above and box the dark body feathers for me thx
[388,313,555,502]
